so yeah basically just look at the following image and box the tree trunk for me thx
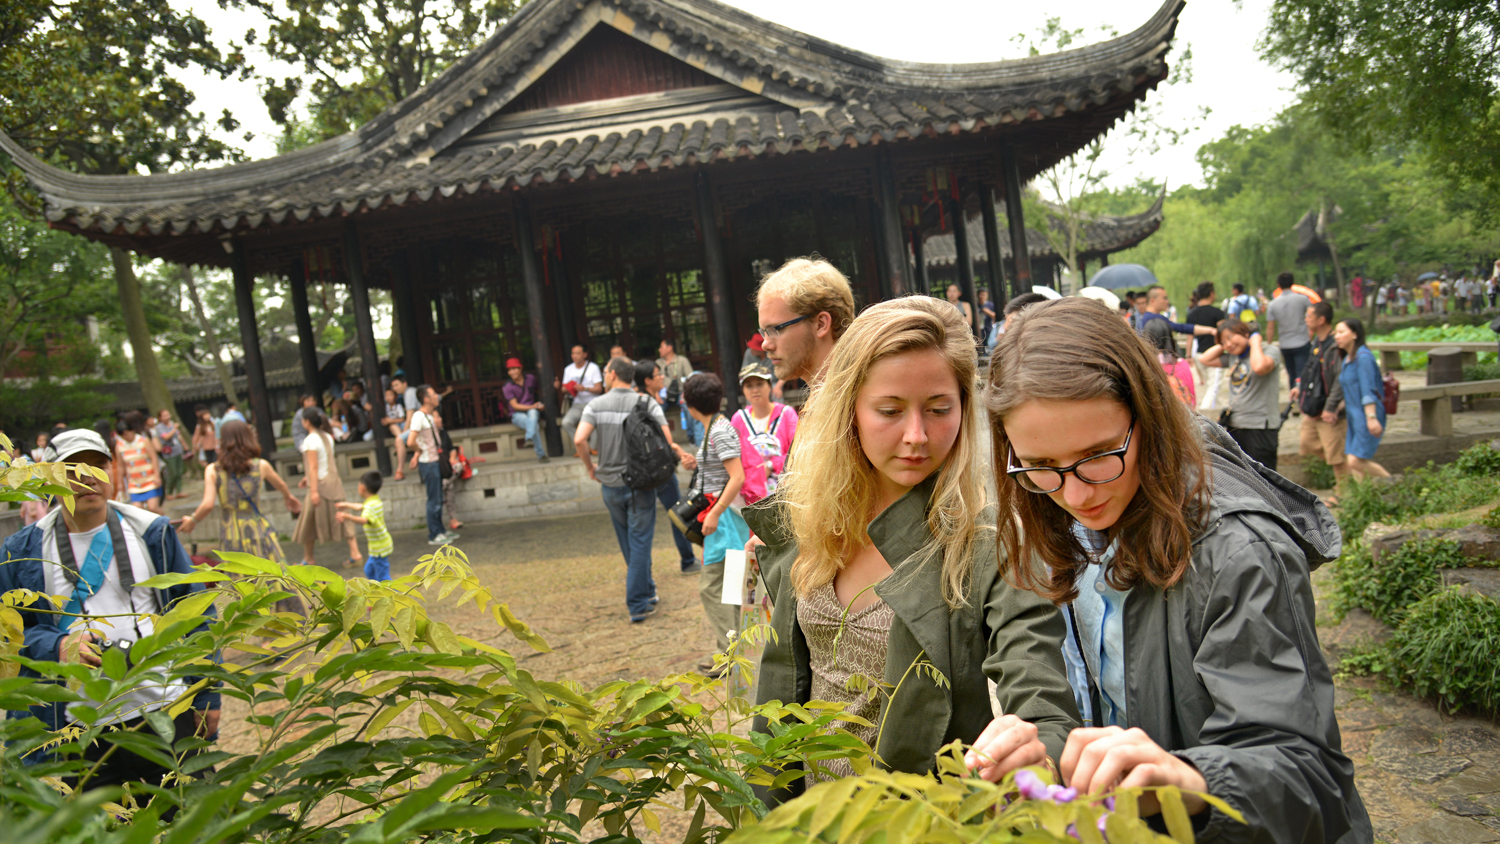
[388,305,404,372]
[110,246,176,418]
[180,263,241,409]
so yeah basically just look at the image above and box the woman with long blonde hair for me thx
[744,296,1078,801]
[984,298,1368,842]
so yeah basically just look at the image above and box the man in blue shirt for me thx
[1136,285,1217,348]
[1226,283,1259,322]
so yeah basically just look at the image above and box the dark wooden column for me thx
[980,186,1009,310]
[514,198,564,457]
[950,195,978,333]
[390,251,423,382]
[695,171,742,413]
[229,245,276,457]
[341,222,392,476]
[869,200,893,301]
[874,149,909,298]
[287,257,321,400]
[910,228,928,295]
[1000,146,1033,300]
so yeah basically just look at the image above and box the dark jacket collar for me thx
[867,475,954,679]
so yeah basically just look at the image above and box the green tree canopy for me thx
[1261,0,1500,219]
[1112,104,1499,308]
[1,0,249,424]
[236,0,519,143]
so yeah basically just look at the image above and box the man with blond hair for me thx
[754,257,855,387]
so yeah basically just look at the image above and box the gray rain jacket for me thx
[1071,418,1371,843]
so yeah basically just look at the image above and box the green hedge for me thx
[1342,588,1500,718]
[1335,443,1500,538]
[1332,445,1500,716]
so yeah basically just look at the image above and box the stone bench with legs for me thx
[1397,379,1500,437]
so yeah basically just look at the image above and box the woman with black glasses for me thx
[976,298,1370,844]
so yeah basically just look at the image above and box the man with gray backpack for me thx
[575,357,695,623]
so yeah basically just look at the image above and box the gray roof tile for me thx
[0,0,1182,263]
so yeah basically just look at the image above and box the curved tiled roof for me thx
[924,188,1166,264]
[0,0,1182,249]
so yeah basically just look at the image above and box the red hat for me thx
[748,334,764,352]
[505,357,523,369]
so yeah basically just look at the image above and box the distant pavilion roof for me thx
[0,0,1184,269]
[923,189,1165,265]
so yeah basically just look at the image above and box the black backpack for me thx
[1298,343,1331,417]
[621,395,677,490]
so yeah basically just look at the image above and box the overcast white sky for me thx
[182,0,1300,190]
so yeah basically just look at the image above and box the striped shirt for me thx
[361,495,394,557]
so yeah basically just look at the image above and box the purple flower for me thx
[1014,769,1077,803]
[1015,769,1048,800]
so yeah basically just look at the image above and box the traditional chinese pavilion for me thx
[922,191,1166,293]
[1,0,1184,468]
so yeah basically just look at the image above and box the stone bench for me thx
[1398,379,1500,437]
[1368,342,1495,372]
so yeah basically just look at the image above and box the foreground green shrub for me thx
[0,550,870,843]
[1302,456,1336,491]
[0,549,1214,844]
[1342,588,1500,718]
[1335,455,1500,538]
[725,744,1240,844]
[1330,540,1452,626]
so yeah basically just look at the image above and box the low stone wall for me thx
[1277,428,1500,488]
[239,458,613,536]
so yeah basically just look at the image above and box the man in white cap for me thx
[0,428,221,792]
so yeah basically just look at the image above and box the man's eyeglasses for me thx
[1006,420,1135,494]
[759,314,809,339]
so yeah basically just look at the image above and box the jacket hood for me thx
[1195,416,1342,569]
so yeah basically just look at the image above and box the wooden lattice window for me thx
[416,239,533,429]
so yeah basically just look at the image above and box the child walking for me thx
[336,471,395,581]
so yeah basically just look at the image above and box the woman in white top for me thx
[292,407,360,568]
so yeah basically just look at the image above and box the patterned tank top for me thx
[797,581,894,781]
[117,435,160,494]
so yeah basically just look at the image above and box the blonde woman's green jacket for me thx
[742,476,1081,804]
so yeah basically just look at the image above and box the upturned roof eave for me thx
[4,0,1181,204]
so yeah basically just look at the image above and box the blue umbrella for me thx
[1089,263,1160,290]
[1416,271,1440,281]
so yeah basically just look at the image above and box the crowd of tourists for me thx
[5,250,1408,841]
[551,257,1374,840]
[1359,271,1500,316]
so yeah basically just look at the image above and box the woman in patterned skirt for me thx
[181,419,305,613]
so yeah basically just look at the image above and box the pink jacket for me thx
[730,403,798,505]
